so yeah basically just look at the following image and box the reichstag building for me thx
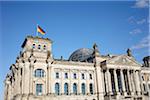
[4,36,150,100]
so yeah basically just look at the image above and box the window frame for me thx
[73,83,77,95]
[32,44,36,49]
[89,74,92,80]
[55,83,60,95]
[64,83,69,95]
[36,84,43,96]
[43,45,46,50]
[65,72,68,79]
[38,44,41,49]
[81,83,86,95]
[56,72,59,79]
[73,73,77,79]
[81,73,85,79]
[89,83,94,95]
[34,69,45,77]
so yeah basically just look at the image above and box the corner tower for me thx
[4,36,54,100]
[21,36,53,59]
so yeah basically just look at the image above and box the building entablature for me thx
[100,54,141,70]
[51,63,95,70]
[53,67,94,73]
[141,68,150,73]
[103,64,141,71]
[52,60,94,67]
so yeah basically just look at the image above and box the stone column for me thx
[102,71,105,95]
[104,71,109,95]
[107,69,112,95]
[114,69,120,95]
[146,82,149,94]
[148,82,150,96]
[130,70,135,95]
[120,69,127,96]
[139,73,144,95]
[127,70,132,94]
[135,70,141,95]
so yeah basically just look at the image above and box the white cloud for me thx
[136,19,146,24]
[128,16,136,24]
[133,0,149,8]
[128,16,147,25]
[131,35,150,50]
[129,29,142,35]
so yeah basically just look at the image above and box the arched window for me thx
[64,83,69,95]
[81,83,86,95]
[73,83,77,95]
[34,69,45,77]
[32,44,36,49]
[55,83,60,95]
[89,83,94,95]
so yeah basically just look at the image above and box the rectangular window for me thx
[89,74,92,79]
[65,73,68,79]
[82,73,85,79]
[20,68,22,75]
[89,84,93,94]
[36,84,42,95]
[73,73,77,79]
[56,72,59,79]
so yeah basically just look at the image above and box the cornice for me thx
[53,60,94,67]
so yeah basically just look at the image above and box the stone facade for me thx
[4,36,150,100]
[141,56,150,100]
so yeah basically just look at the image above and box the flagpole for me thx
[36,24,38,36]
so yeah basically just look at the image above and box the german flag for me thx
[37,25,46,35]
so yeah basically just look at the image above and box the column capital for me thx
[120,69,124,71]
[113,68,116,71]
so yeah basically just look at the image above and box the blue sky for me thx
[0,0,149,99]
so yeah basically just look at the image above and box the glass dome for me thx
[69,48,94,62]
